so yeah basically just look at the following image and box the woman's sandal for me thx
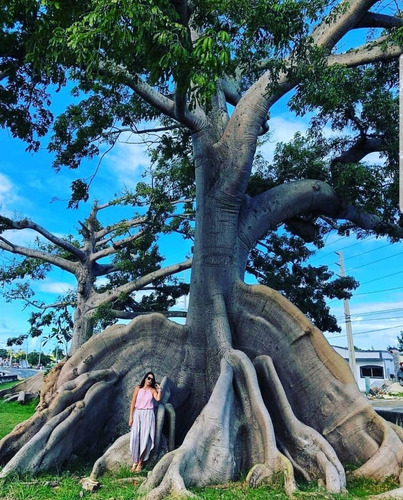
[135,463,143,472]
[131,463,138,472]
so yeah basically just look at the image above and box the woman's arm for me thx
[153,384,162,402]
[128,386,140,426]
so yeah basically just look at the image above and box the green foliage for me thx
[394,331,403,351]
[26,351,52,367]
[247,233,358,333]
[0,380,20,391]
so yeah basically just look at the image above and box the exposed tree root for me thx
[0,315,190,476]
[232,282,403,483]
[0,371,44,400]
[227,350,296,497]
[0,285,401,499]
[90,433,132,479]
[141,350,298,499]
[351,414,403,481]
[0,369,118,477]
[140,358,236,499]
[254,354,346,493]
[0,368,116,465]
[367,488,403,499]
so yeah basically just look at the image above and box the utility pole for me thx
[335,251,358,382]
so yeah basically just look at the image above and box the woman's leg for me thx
[135,410,155,471]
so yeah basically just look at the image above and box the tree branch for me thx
[0,238,78,274]
[99,61,204,131]
[356,12,403,29]
[91,229,147,261]
[0,217,84,260]
[92,258,192,305]
[239,180,403,253]
[110,309,187,319]
[328,37,403,67]
[330,136,383,172]
[311,0,379,51]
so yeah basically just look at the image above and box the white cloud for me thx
[259,115,309,162]
[0,173,20,210]
[103,134,152,189]
[37,281,74,294]
[95,277,109,287]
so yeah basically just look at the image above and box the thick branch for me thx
[92,258,192,305]
[94,215,147,242]
[99,61,204,131]
[331,136,383,169]
[356,12,403,29]
[312,0,379,51]
[239,180,403,252]
[0,218,84,259]
[328,37,403,68]
[0,238,78,274]
[110,309,187,319]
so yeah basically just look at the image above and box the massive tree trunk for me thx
[1,120,402,499]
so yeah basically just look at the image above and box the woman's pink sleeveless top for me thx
[135,388,154,409]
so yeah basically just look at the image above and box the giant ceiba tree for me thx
[0,0,403,498]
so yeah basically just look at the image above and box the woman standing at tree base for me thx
[129,371,162,472]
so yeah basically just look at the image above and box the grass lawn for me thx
[0,390,400,499]
[0,396,39,440]
[0,381,21,391]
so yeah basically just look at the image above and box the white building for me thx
[332,346,395,392]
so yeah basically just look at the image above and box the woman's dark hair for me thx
[139,371,156,388]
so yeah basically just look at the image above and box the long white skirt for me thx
[130,409,155,463]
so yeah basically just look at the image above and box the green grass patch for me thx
[0,397,39,439]
[0,380,21,391]
[0,401,399,499]
[0,469,399,500]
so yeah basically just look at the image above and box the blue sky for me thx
[0,84,402,356]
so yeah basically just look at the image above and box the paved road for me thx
[369,398,403,412]
[0,367,41,380]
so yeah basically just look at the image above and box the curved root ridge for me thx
[0,370,118,478]
[246,454,296,498]
[227,349,297,496]
[254,355,346,494]
[352,415,403,481]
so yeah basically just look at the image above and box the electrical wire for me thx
[327,324,403,339]
[346,250,403,272]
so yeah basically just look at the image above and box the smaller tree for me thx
[0,189,191,355]
[393,332,403,351]
[27,351,52,367]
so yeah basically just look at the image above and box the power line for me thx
[360,269,403,285]
[335,307,403,320]
[343,242,391,262]
[354,286,403,296]
[310,235,377,263]
[327,285,403,304]
[348,316,403,323]
[346,250,403,272]
[327,324,403,339]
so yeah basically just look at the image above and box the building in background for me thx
[332,346,395,392]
